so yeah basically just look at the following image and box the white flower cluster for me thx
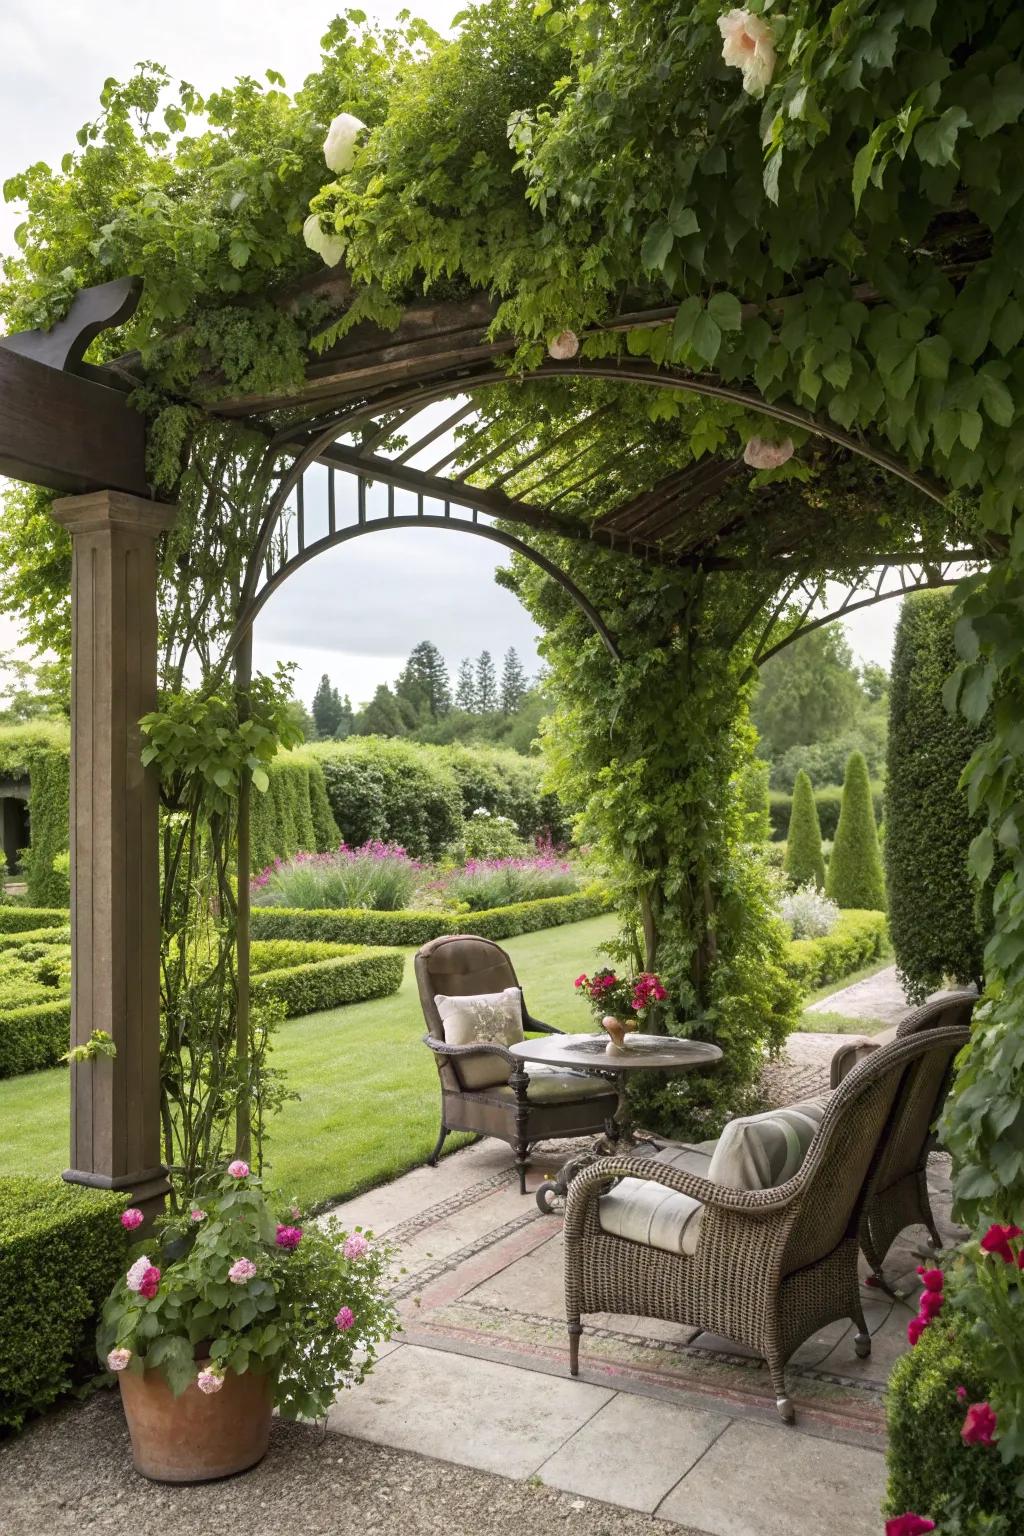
[303,112,368,268]
[779,882,840,940]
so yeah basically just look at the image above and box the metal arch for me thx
[226,509,622,666]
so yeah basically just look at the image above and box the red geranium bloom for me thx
[961,1401,998,1447]
[979,1223,1022,1264]
[918,1289,944,1320]
[916,1266,944,1292]
[885,1516,935,1536]
[906,1315,929,1347]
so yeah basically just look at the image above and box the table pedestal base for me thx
[535,1092,662,1213]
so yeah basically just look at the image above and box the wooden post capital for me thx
[52,489,177,538]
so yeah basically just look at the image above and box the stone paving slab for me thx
[805,963,909,1024]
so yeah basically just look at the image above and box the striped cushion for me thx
[597,1100,826,1258]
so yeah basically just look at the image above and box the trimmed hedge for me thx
[313,739,463,860]
[769,782,884,841]
[0,925,71,951]
[251,945,404,1016]
[250,751,340,873]
[782,909,888,990]
[886,589,986,1004]
[0,1177,126,1431]
[0,906,68,933]
[251,888,613,948]
[826,751,886,910]
[784,769,825,889]
[886,1313,1020,1527]
[0,998,71,1078]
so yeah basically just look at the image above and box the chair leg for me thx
[766,1347,794,1424]
[852,1297,872,1359]
[426,1121,449,1167]
[515,1148,528,1195]
[568,1320,582,1377]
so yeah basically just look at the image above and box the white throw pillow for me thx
[434,987,525,1090]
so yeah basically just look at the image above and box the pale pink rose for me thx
[120,1208,144,1230]
[190,1208,207,1223]
[323,112,366,173]
[227,1159,250,1179]
[196,1368,224,1395]
[343,1234,369,1260]
[334,1306,355,1331]
[743,435,794,469]
[106,1348,132,1372]
[228,1257,257,1284]
[548,330,579,360]
[718,9,776,98]
[125,1256,153,1293]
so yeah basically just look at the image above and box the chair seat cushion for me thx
[597,1098,827,1258]
[434,987,524,1090]
[483,1063,617,1105]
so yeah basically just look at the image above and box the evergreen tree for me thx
[475,649,498,713]
[355,684,406,737]
[404,640,451,719]
[500,647,528,714]
[826,751,886,910]
[311,673,344,738]
[886,591,986,1001]
[333,694,354,739]
[454,657,477,712]
[753,626,864,760]
[784,770,826,889]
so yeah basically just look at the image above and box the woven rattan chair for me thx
[828,989,975,1089]
[564,1024,969,1423]
[415,934,618,1194]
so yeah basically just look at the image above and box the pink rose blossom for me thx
[228,1258,257,1284]
[916,1266,944,1291]
[190,1208,207,1223]
[227,1159,250,1179]
[125,1256,154,1293]
[120,1208,144,1230]
[718,8,776,98]
[743,435,794,470]
[961,1401,998,1447]
[196,1368,224,1395]
[275,1225,303,1251]
[139,1265,160,1300]
[334,1306,355,1331]
[886,1518,935,1536]
[906,1315,928,1347]
[343,1234,369,1260]
[106,1348,132,1372]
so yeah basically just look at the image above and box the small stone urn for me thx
[600,1015,637,1055]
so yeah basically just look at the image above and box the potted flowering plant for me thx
[573,967,668,1052]
[98,1160,396,1482]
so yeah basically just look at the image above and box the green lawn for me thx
[0,914,617,1210]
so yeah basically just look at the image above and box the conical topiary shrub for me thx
[826,750,886,910]
[784,770,826,889]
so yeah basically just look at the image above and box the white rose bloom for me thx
[743,435,794,470]
[548,329,580,360]
[323,112,367,173]
[718,9,776,98]
[303,213,345,269]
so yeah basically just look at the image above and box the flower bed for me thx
[781,908,888,991]
[0,1176,126,1432]
[250,888,612,947]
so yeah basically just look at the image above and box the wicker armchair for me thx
[415,935,618,1193]
[829,989,975,1089]
[564,1025,969,1423]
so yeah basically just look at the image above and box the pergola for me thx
[0,273,988,1211]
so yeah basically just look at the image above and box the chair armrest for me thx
[829,1036,879,1088]
[524,1014,562,1035]
[422,1034,520,1070]
[563,1154,803,1238]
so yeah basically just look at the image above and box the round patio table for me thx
[509,1032,723,1213]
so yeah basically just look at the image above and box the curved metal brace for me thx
[226,514,621,665]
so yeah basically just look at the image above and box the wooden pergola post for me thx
[51,490,177,1217]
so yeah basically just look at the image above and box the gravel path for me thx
[0,1391,708,1536]
[805,964,909,1025]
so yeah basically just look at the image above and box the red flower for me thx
[885,1517,935,1536]
[979,1223,1022,1264]
[918,1289,944,1320]
[138,1264,161,1300]
[916,1266,944,1292]
[961,1401,998,1447]
[906,1315,929,1347]
[573,974,587,990]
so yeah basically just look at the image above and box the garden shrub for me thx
[249,750,340,872]
[460,809,528,860]
[251,888,612,947]
[314,739,463,859]
[0,998,71,1078]
[768,781,885,841]
[439,855,580,910]
[886,591,987,1004]
[0,1177,126,1431]
[0,724,71,905]
[826,752,886,910]
[735,756,771,843]
[253,842,421,911]
[0,924,71,951]
[434,743,571,843]
[886,1318,1020,1527]
[251,945,404,1016]
[782,908,888,990]
[0,906,68,933]
[784,770,825,889]
[779,882,839,940]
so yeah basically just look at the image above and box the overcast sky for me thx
[0,0,902,709]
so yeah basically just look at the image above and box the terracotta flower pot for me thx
[119,1361,273,1482]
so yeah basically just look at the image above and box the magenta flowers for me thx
[574,967,668,1026]
[961,1401,998,1447]
[275,1225,303,1250]
[120,1207,144,1231]
[885,1517,935,1536]
[906,1263,945,1345]
[125,1256,161,1299]
[334,1306,355,1331]
[979,1222,1023,1266]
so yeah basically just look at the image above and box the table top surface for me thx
[509,1032,723,1074]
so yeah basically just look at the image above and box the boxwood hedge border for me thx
[250,888,613,947]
